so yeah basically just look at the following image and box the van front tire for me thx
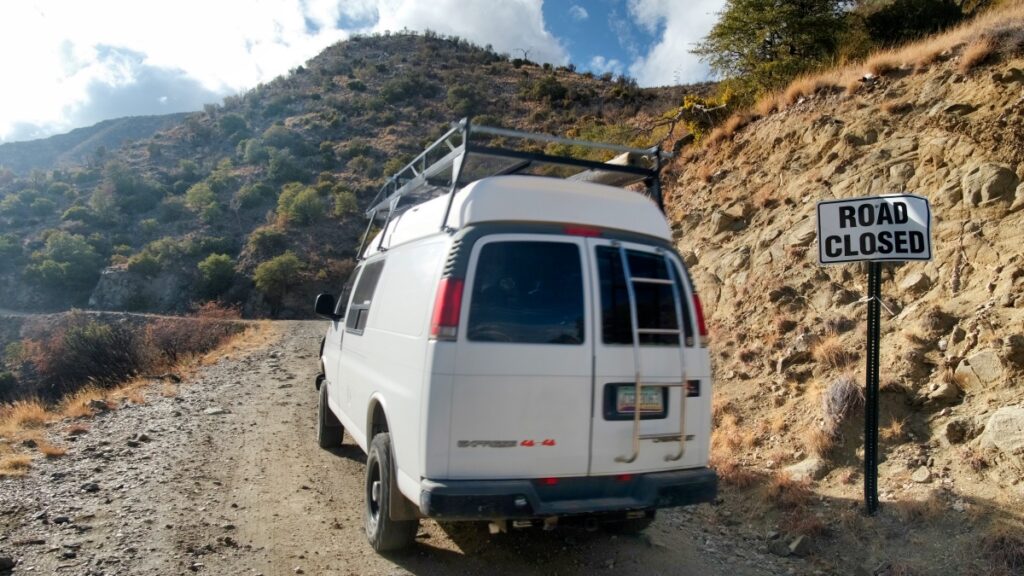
[365,433,418,552]
[317,382,343,449]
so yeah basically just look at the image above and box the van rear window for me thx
[596,247,694,346]
[467,241,584,344]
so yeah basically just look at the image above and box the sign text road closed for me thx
[817,194,932,264]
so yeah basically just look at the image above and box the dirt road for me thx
[1,322,794,575]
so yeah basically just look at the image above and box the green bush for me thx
[241,139,270,164]
[197,253,235,297]
[0,234,22,271]
[157,196,189,223]
[185,182,218,213]
[24,231,105,296]
[233,182,276,209]
[29,197,56,216]
[247,226,287,257]
[268,150,305,183]
[347,79,367,91]
[138,218,160,237]
[126,252,162,278]
[61,205,94,223]
[219,113,248,136]
[523,75,567,103]
[332,188,359,218]
[277,183,324,226]
[380,74,439,103]
[254,251,303,303]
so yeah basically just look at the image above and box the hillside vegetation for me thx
[663,3,1024,573]
[0,32,692,316]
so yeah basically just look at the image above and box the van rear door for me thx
[586,238,710,474]
[447,234,593,479]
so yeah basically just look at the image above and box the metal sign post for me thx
[816,194,931,515]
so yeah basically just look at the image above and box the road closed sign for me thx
[817,194,932,264]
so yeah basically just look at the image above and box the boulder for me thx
[945,418,975,444]
[784,457,826,482]
[993,67,1024,84]
[961,163,1019,207]
[788,225,817,247]
[710,210,740,234]
[927,380,962,405]
[979,407,1024,467]
[965,349,1004,385]
[953,349,1003,390]
[789,535,812,557]
[899,272,932,294]
[911,466,932,483]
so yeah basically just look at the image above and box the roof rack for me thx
[357,117,672,259]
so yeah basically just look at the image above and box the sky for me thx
[0,0,725,144]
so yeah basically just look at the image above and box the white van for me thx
[315,120,716,552]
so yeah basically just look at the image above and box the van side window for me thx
[596,247,695,346]
[334,267,359,318]
[467,241,584,345]
[346,259,385,333]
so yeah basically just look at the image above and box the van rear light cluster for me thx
[693,294,708,347]
[430,277,464,341]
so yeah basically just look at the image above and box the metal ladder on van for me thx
[615,246,688,464]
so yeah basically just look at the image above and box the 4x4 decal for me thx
[457,439,557,448]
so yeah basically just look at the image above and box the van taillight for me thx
[430,277,464,341]
[693,294,708,347]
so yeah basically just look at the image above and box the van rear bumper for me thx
[419,467,717,520]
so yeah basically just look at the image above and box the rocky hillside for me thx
[0,113,188,175]
[0,32,694,317]
[663,8,1024,574]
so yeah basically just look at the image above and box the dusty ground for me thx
[0,321,805,576]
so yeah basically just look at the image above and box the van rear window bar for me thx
[357,118,672,259]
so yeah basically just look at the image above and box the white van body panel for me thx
[321,174,714,516]
[364,175,671,258]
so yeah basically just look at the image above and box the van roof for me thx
[362,175,672,258]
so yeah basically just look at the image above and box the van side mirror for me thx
[315,293,339,320]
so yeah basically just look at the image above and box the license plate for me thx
[616,386,664,414]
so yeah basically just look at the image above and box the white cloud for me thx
[626,0,724,87]
[589,56,623,77]
[371,0,568,64]
[0,0,568,143]
[568,5,589,21]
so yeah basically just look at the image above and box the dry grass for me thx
[805,427,836,458]
[711,455,760,488]
[866,50,902,76]
[812,335,856,370]
[960,37,996,73]
[160,381,178,398]
[37,440,67,458]
[0,399,51,435]
[892,493,945,523]
[821,373,864,433]
[705,1,1024,144]
[781,510,828,538]
[58,386,108,419]
[0,454,33,477]
[881,416,907,442]
[764,472,813,511]
[982,523,1024,573]
[782,74,842,105]
[881,100,913,115]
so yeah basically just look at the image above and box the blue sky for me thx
[0,0,724,144]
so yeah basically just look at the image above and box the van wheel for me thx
[317,381,343,449]
[365,433,418,552]
[605,511,656,534]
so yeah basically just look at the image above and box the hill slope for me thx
[663,10,1024,573]
[0,113,189,175]
[0,32,694,316]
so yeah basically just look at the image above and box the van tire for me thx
[317,381,343,449]
[365,433,418,552]
[605,511,656,534]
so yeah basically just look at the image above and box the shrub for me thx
[157,196,189,223]
[268,150,305,183]
[197,253,235,298]
[523,75,567,102]
[0,234,22,271]
[219,113,248,136]
[22,312,150,394]
[254,251,303,304]
[821,373,864,435]
[145,314,242,364]
[29,197,56,217]
[126,252,162,278]
[347,79,366,91]
[333,189,359,218]
[277,183,324,226]
[247,226,287,257]
[185,182,217,213]
[61,205,94,224]
[24,231,105,296]
[233,182,275,209]
[241,139,269,164]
